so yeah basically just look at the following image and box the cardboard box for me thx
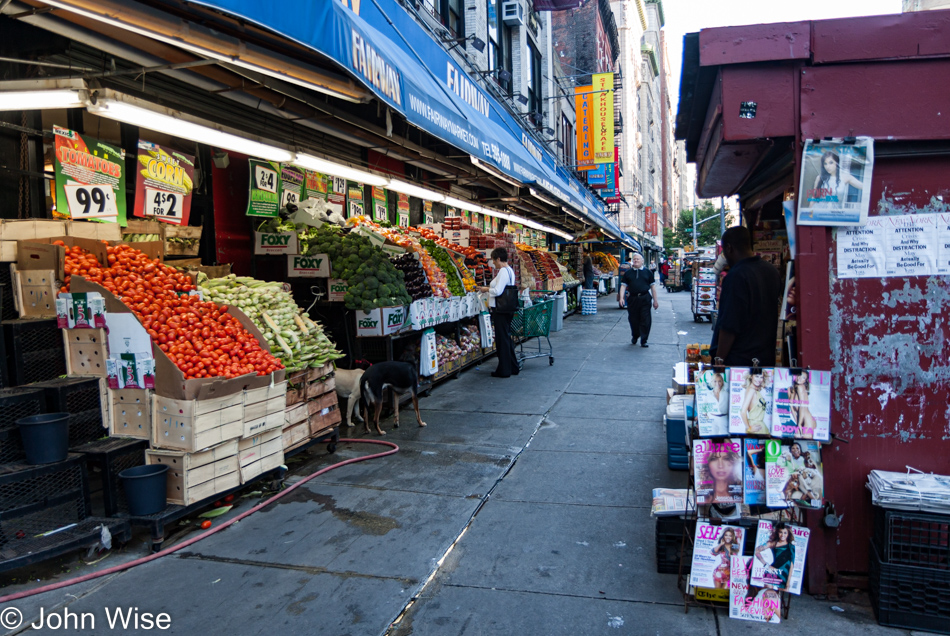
[146,440,240,505]
[17,236,109,280]
[107,352,155,389]
[67,220,123,241]
[0,241,16,261]
[327,279,348,302]
[243,408,284,438]
[56,292,107,329]
[12,267,58,318]
[287,253,330,278]
[151,393,244,452]
[63,328,108,377]
[0,219,68,241]
[253,231,298,255]
[355,308,383,337]
[381,305,409,336]
[106,387,151,439]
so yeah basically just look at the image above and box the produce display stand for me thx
[512,291,556,367]
[691,260,717,323]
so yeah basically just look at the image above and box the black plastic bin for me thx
[0,388,47,463]
[31,377,105,448]
[869,541,950,633]
[17,413,69,465]
[873,505,949,570]
[120,464,169,516]
[3,318,66,386]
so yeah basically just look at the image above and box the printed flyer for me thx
[689,521,746,589]
[730,556,781,623]
[750,521,810,594]
[743,439,766,505]
[728,368,774,436]
[771,369,831,441]
[798,137,874,226]
[765,439,824,509]
[347,181,364,218]
[328,175,346,216]
[279,165,305,209]
[371,186,388,223]
[696,369,729,437]
[133,140,194,225]
[693,438,743,505]
[397,192,410,227]
[423,200,434,225]
[246,159,280,217]
[301,170,328,200]
[53,126,126,223]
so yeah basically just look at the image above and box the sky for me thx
[663,0,903,103]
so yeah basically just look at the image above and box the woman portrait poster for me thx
[798,138,874,226]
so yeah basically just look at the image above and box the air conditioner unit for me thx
[502,1,525,26]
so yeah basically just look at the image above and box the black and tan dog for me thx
[358,361,427,435]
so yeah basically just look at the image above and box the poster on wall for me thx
[302,170,328,200]
[397,193,410,227]
[372,186,388,223]
[347,181,364,218]
[279,165,305,209]
[836,212,949,279]
[133,140,194,225]
[798,138,874,226]
[246,159,280,217]
[54,126,127,223]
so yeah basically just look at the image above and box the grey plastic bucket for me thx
[17,413,69,465]
[120,464,169,516]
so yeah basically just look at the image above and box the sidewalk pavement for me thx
[4,289,906,635]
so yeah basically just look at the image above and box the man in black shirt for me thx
[711,226,782,366]
[620,253,659,347]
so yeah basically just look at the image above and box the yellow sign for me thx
[592,73,614,164]
[574,85,595,171]
[694,587,729,604]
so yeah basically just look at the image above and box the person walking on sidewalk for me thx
[478,248,520,378]
[619,253,659,347]
[711,226,782,366]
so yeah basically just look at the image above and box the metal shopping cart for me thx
[511,290,555,367]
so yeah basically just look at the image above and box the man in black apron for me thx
[619,253,659,347]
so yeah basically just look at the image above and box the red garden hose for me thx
[0,438,398,604]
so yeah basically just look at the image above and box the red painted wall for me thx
[211,152,253,275]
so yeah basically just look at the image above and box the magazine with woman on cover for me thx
[771,369,832,441]
[743,439,766,505]
[730,556,781,623]
[689,522,745,589]
[765,439,823,509]
[750,520,810,594]
[696,369,730,436]
[729,368,774,436]
[693,438,744,505]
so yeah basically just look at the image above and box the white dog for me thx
[335,365,367,428]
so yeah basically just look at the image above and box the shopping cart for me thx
[511,290,555,367]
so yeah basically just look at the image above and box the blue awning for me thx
[189,0,633,244]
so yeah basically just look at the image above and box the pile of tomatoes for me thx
[59,241,282,380]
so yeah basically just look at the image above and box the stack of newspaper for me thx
[651,488,696,516]
[867,469,950,514]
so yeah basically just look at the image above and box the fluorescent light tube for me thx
[443,196,481,212]
[478,206,510,221]
[294,154,388,186]
[0,89,85,111]
[87,98,294,162]
[386,179,445,202]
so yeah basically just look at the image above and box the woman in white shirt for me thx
[477,247,519,378]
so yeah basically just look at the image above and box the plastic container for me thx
[120,464,169,516]
[17,412,69,464]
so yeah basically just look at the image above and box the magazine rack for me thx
[675,358,797,619]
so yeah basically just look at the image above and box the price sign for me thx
[63,184,119,219]
[145,187,183,223]
[255,165,278,193]
[281,188,300,208]
[349,201,364,218]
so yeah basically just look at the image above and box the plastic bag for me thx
[598,279,606,294]
[478,312,495,349]
[420,328,438,376]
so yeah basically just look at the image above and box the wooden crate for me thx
[306,376,336,399]
[164,225,202,257]
[282,419,311,451]
[309,405,342,436]
[105,387,151,439]
[287,369,309,386]
[238,428,283,483]
[66,220,122,241]
[146,440,239,506]
[307,391,338,415]
[12,266,58,318]
[151,393,244,452]
[285,386,305,406]
[63,328,108,377]
[307,363,334,381]
[284,402,309,427]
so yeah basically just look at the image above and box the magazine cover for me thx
[728,368,774,436]
[689,522,746,589]
[730,556,781,623]
[750,521,810,595]
[771,369,832,441]
[696,369,729,437]
[765,440,823,509]
[798,137,874,227]
[651,488,695,517]
[693,438,744,505]
[743,439,766,505]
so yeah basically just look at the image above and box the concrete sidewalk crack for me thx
[439,582,687,607]
[175,552,418,586]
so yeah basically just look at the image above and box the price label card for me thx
[255,165,278,193]
[145,187,183,224]
[63,184,119,219]
[281,188,300,208]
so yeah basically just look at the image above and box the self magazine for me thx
[689,521,746,589]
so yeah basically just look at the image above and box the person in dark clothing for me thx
[477,248,520,378]
[582,248,595,290]
[619,253,659,347]
[711,226,782,366]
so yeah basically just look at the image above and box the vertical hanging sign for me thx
[246,159,280,217]
[423,200,434,225]
[54,126,126,223]
[397,193,410,227]
[575,86,594,171]
[279,165,305,209]
[592,73,614,165]
[347,181,364,218]
[328,176,346,216]
[134,140,194,225]
[372,186,388,222]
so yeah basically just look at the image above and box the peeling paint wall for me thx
[825,156,950,574]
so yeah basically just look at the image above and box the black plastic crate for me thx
[3,318,67,386]
[869,541,950,634]
[656,516,692,574]
[0,388,47,464]
[0,265,16,321]
[72,437,147,517]
[873,505,950,570]
[31,377,106,448]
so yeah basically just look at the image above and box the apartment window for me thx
[527,42,542,118]
[561,114,574,166]
[487,0,511,93]
[432,0,464,37]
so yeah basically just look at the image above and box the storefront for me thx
[675,8,950,602]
